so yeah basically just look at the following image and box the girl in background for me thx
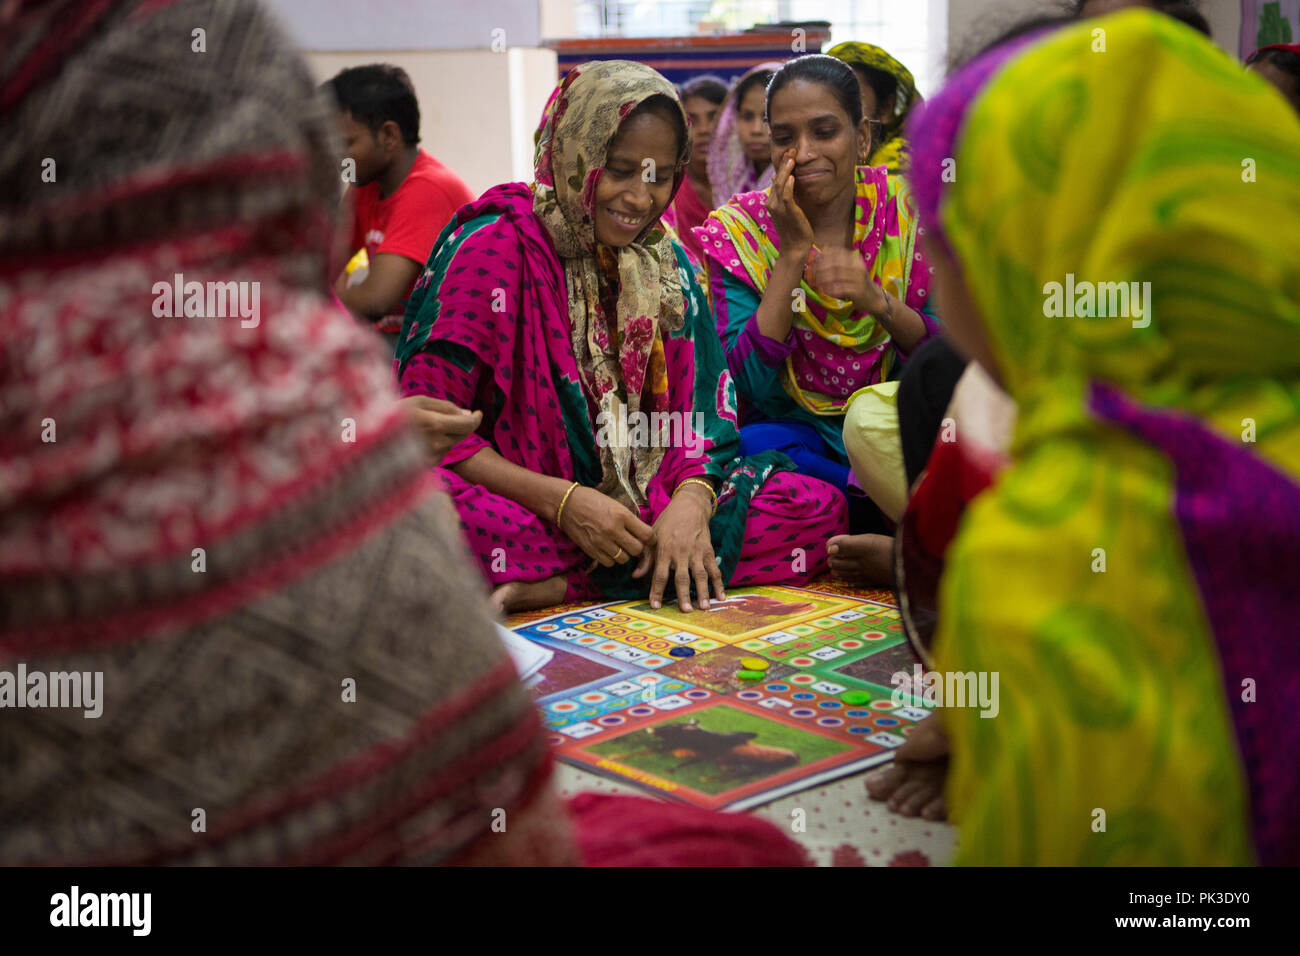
[662,74,728,277]
[707,63,781,207]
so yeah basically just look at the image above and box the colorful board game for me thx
[510,585,931,811]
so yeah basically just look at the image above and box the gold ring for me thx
[613,547,626,561]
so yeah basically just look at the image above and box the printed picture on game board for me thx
[584,703,854,798]
[623,587,842,637]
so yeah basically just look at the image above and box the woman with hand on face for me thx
[697,55,940,586]
[396,61,847,614]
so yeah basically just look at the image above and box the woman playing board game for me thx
[870,9,1300,864]
[696,55,940,584]
[397,61,848,615]
[0,0,818,869]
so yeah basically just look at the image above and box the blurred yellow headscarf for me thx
[908,9,1300,865]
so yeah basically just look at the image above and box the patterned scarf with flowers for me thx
[532,60,688,508]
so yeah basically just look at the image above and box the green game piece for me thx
[841,690,871,705]
[737,669,764,681]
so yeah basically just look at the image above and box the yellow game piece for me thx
[740,657,769,671]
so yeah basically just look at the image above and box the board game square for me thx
[585,608,616,619]
[648,626,674,636]
[893,706,931,722]
[595,642,622,653]
[788,625,816,635]
[693,639,721,650]
[831,610,866,621]
[811,618,839,628]
[575,635,601,645]
[738,639,769,651]
[642,639,673,652]
[811,681,847,695]
[560,722,603,739]
[602,680,641,696]
[663,631,696,644]
[810,646,845,661]
[609,646,649,663]
[639,656,672,669]
[650,695,690,710]
[865,731,906,748]
[549,628,586,641]
[620,632,649,644]
[578,621,606,631]
[758,697,793,710]
[626,620,651,630]
[765,631,799,645]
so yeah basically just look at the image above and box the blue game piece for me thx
[669,646,695,658]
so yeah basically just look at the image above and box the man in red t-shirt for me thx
[326,64,475,342]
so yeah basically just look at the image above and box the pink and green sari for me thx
[396,62,846,601]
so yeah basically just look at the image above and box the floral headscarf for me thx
[827,41,921,171]
[532,61,691,507]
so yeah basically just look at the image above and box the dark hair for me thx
[1247,47,1300,81]
[955,14,1075,69]
[1068,1,1211,37]
[764,54,863,125]
[324,64,421,146]
[734,68,777,112]
[679,74,728,106]
[850,63,900,114]
[623,93,689,160]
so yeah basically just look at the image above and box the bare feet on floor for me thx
[491,576,567,615]
[827,533,893,587]
[864,712,950,820]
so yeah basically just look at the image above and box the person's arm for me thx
[450,447,575,523]
[754,151,815,345]
[335,252,422,322]
[811,249,929,353]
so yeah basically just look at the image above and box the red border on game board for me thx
[556,697,895,811]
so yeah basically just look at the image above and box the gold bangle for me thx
[674,477,718,515]
[554,480,580,528]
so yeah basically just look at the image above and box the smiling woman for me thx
[396,61,849,615]
[696,54,941,586]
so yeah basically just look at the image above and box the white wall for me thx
[946,0,1243,64]
[305,47,557,196]
[264,0,540,49]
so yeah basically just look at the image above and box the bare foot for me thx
[491,576,567,615]
[864,713,949,820]
[827,533,893,587]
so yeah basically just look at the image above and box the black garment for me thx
[897,337,968,487]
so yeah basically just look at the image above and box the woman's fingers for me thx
[633,546,655,579]
[706,549,726,602]
[623,512,656,545]
[676,561,696,613]
[648,550,673,608]
[691,553,711,611]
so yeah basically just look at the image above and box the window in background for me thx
[568,0,947,97]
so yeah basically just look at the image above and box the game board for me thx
[508,584,932,811]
